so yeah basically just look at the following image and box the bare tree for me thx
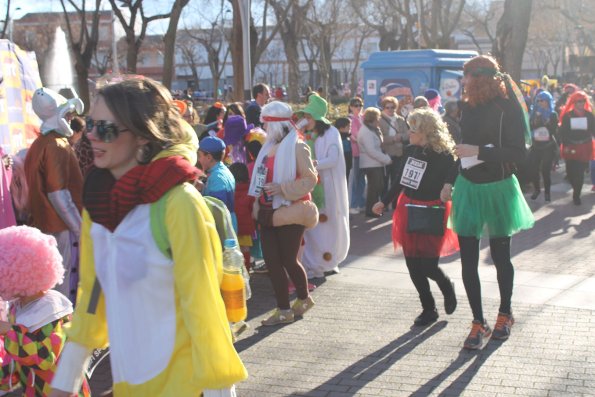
[162,0,190,89]
[417,0,466,48]
[92,48,113,76]
[492,0,533,81]
[183,2,230,101]
[350,0,418,50]
[299,31,320,90]
[250,0,290,77]
[345,24,374,96]
[303,0,347,99]
[108,0,170,73]
[176,33,203,90]
[60,0,102,109]
[269,0,312,102]
[460,1,499,53]
[230,0,292,101]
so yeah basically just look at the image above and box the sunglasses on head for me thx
[86,117,129,143]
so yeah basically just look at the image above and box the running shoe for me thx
[261,308,294,326]
[492,312,515,340]
[464,320,492,350]
[291,296,315,317]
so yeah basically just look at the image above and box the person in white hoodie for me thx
[358,107,392,217]
[299,94,350,278]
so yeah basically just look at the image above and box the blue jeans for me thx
[350,156,366,208]
[590,160,595,185]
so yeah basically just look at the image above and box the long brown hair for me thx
[98,77,188,163]
[462,55,507,107]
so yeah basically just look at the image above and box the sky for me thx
[3,0,172,34]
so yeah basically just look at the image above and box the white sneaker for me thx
[349,208,360,214]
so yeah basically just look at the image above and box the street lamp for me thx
[238,0,251,101]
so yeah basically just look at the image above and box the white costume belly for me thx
[91,204,176,385]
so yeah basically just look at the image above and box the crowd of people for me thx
[0,53,593,396]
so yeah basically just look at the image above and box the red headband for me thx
[261,116,292,122]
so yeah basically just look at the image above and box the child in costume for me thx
[229,162,256,272]
[0,225,90,396]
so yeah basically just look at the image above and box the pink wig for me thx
[0,226,64,300]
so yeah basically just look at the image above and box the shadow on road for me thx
[288,321,448,396]
[410,341,502,396]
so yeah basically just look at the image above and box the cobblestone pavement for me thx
[235,175,594,397]
[5,173,592,397]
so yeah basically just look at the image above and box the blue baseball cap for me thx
[199,136,226,154]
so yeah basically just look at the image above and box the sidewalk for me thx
[235,180,594,396]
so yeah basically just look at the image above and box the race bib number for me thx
[253,164,268,196]
[532,126,550,142]
[400,157,427,190]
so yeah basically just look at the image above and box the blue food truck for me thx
[361,49,478,109]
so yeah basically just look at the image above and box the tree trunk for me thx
[494,0,533,81]
[282,29,301,103]
[126,35,138,73]
[75,62,91,111]
[162,0,189,89]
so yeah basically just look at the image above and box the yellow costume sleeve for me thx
[166,184,248,389]
[66,210,109,349]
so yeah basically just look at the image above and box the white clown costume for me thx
[302,123,350,278]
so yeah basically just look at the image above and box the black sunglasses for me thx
[86,117,129,143]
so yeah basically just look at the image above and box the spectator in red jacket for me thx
[229,162,256,270]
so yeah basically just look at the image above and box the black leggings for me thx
[529,146,556,193]
[566,159,588,199]
[459,236,514,322]
[405,257,451,311]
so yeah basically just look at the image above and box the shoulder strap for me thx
[381,114,400,134]
[150,190,172,259]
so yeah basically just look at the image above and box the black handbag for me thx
[406,204,445,236]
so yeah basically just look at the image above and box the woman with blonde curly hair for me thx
[446,55,534,350]
[372,108,459,326]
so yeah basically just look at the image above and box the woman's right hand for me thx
[440,184,453,202]
[372,202,385,215]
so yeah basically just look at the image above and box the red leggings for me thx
[261,224,308,309]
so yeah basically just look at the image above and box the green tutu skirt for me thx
[451,175,534,238]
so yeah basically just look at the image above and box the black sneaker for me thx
[464,320,491,350]
[414,308,439,326]
[443,281,457,315]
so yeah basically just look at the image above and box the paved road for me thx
[235,175,594,397]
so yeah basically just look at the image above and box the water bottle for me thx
[221,239,247,322]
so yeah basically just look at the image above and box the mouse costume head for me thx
[32,87,84,137]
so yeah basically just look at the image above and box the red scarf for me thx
[84,156,198,231]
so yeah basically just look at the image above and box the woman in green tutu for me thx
[445,55,534,350]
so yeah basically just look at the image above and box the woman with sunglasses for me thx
[348,97,367,214]
[558,91,595,205]
[528,91,559,202]
[50,78,247,397]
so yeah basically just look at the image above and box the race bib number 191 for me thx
[400,157,427,190]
